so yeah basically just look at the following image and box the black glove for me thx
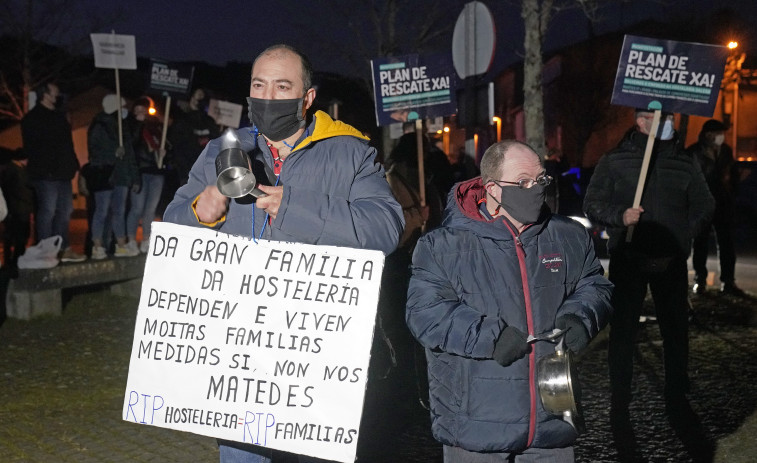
[556,314,590,353]
[131,183,142,194]
[493,326,529,366]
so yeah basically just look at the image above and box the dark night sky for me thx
[5,0,757,79]
[72,0,757,76]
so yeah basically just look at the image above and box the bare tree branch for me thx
[0,0,121,120]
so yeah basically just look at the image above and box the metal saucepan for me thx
[215,129,267,199]
[535,331,586,434]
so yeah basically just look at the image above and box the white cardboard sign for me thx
[209,99,244,128]
[123,222,384,462]
[90,33,137,70]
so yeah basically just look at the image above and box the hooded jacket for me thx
[406,178,613,452]
[164,111,404,255]
[583,129,714,258]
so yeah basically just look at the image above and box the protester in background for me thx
[406,140,613,462]
[583,109,715,458]
[446,146,479,184]
[167,88,219,186]
[86,94,140,259]
[544,148,569,213]
[20,81,86,262]
[163,43,404,463]
[0,149,34,271]
[385,125,454,231]
[687,119,744,296]
[126,97,166,254]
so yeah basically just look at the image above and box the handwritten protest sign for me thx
[209,99,244,128]
[123,222,384,462]
[90,32,137,151]
[90,33,137,70]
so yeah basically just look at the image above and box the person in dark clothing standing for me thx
[167,88,219,186]
[0,149,34,269]
[20,82,85,262]
[446,146,480,184]
[126,97,166,254]
[687,119,744,296]
[407,140,612,462]
[583,109,715,458]
[87,94,140,259]
[385,129,454,231]
[163,44,403,463]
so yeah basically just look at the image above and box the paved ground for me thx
[1,216,756,462]
[1,265,756,462]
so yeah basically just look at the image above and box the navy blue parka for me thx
[406,178,613,452]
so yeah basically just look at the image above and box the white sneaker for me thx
[139,237,150,254]
[91,246,107,260]
[115,242,139,258]
[60,247,87,263]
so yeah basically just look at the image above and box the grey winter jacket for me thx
[583,129,714,258]
[163,111,404,255]
[406,178,613,452]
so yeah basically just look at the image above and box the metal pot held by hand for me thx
[535,331,586,434]
[215,129,267,199]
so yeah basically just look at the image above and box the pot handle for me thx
[526,327,568,344]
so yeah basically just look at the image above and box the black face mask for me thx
[494,183,546,225]
[246,97,305,142]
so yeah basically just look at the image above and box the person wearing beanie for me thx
[686,119,744,296]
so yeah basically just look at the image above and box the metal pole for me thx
[464,3,476,146]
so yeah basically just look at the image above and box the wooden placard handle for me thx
[415,119,426,208]
[626,109,661,242]
[158,94,172,169]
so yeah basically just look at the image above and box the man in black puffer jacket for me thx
[407,140,613,462]
[583,109,714,453]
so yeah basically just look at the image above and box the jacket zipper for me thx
[504,221,537,447]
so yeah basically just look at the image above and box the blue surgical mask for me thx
[658,119,674,140]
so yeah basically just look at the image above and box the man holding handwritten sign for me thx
[156,43,404,463]
[124,223,386,463]
[583,35,721,457]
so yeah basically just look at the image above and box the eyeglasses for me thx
[491,173,552,190]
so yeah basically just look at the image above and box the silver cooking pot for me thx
[215,129,267,199]
[536,332,585,433]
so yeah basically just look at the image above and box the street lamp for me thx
[443,126,450,155]
[492,116,501,142]
[725,40,745,155]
